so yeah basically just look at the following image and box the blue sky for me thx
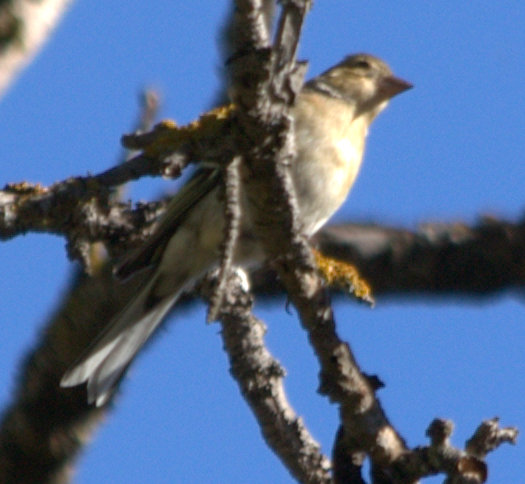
[1,2,524,483]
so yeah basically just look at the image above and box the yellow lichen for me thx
[313,248,374,305]
[122,104,237,158]
[5,181,46,195]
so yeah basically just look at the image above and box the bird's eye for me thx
[354,60,371,69]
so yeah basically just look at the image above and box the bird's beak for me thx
[379,75,413,99]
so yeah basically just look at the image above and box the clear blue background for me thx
[1,2,523,483]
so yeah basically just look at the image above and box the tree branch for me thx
[202,270,332,483]
[228,1,408,482]
[377,418,518,483]
[251,217,525,299]
[0,0,75,99]
[0,265,147,484]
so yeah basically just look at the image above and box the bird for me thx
[61,53,412,406]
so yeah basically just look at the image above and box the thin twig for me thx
[207,156,242,322]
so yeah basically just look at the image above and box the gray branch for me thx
[0,0,75,99]
[228,1,408,482]
[202,270,332,483]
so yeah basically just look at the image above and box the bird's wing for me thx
[115,168,221,279]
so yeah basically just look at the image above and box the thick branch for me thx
[252,218,525,298]
[0,266,147,484]
[319,219,525,296]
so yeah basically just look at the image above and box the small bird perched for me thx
[61,53,412,406]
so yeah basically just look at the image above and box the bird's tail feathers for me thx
[61,276,180,406]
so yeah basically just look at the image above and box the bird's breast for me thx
[291,92,367,235]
